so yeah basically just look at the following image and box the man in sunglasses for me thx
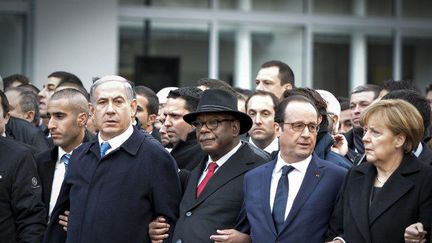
[149,88,270,243]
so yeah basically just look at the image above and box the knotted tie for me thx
[196,162,218,197]
[62,153,71,174]
[100,142,111,158]
[272,165,294,233]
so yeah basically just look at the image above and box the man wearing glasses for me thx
[211,95,347,243]
[149,88,270,243]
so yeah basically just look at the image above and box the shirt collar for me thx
[57,147,70,163]
[249,137,279,154]
[98,125,134,151]
[206,141,242,168]
[275,153,312,174]
[413,142,423,157]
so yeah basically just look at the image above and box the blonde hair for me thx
[360,99,424,153]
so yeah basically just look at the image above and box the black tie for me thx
[272,165,294,233]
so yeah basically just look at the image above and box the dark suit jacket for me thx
[418,142,432,166]
[44,127,181,243]
[35,130,95,218]
[327,153,432,243]
[238,154,347,243]
[6,117,51,153]
[151,127,161,142]
[0,137,47,243]
[172,142,270,243]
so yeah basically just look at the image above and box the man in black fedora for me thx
[149,88,270,243]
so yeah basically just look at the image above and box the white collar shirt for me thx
[270,153,312,220]
[97,124,134,155]
[49,147,71,217]
[198,141,242,185]
[249,137,279,154]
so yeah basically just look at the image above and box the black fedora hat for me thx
[183,89,252,134]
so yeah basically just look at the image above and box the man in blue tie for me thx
[211,95,347,243]
[44,76,181,243]
[35,88,92,220]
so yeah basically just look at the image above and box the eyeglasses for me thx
[283,122,319,133]
[191,119,235,130]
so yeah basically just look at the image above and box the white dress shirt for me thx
[269,153,312,220]
[97,124,134,155]
[249,137,279,154]
[197,141,242,185]
[49,147,69,217]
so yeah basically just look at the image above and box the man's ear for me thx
[148,114,157,126]
[130,99,137,117]
[317,115,323,125]
[232,120,241,137]
[282,83,293,91]
[24,111,35,123]
[77,112,88,127]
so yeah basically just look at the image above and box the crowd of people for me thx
[0,60,431,243]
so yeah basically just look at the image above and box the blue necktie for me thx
[62,153,71,174]
[100,142,111,158]
[272,165,294,234]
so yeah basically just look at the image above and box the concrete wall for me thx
[33,0,118,90]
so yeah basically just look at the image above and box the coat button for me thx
[185,211,192,217]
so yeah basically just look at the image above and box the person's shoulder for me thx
[314,155,348,176]
[0,136,32,155]
[240,141,272,161]
[245,159,274,179]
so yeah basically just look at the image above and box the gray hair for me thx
[89,75,135,104]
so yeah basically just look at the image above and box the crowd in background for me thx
[0,60,432,243]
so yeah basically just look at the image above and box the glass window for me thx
[313,0,352,15]
[218,24,304,89]
[367,35,393,86]
[313,34,350,97]
[0,14,25,77]
[119,0,209,8]
[119,18,209,91]
[402,0,432,18]
[403,36,432,91]
[220,0,303,13]
[367,0,393,17]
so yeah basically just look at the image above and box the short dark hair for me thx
[18,89,40,125]
[351,84,382,100]
[245,90,279,111]
[275,95,318,125]
[167,87,202,112]
[382,79,420,93]
[382,90,430,137]
[283,88,327,116]
[425,83,432,94]
[3,74,30,89]
[48,71,83,87]
[261,60,295,86]
[135,86,159,115]
[197,78,232,90]
[337,97,350,111]
[57,80,90,101]
[0,90,10,118]
[18,83,40,94]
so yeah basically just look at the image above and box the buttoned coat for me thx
[238,154,347,243]
[327,153,432,243]
[43,127,181,243]
[172,142,270,243]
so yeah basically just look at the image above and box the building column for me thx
[234,0,252,89]
[349,0,367,91]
